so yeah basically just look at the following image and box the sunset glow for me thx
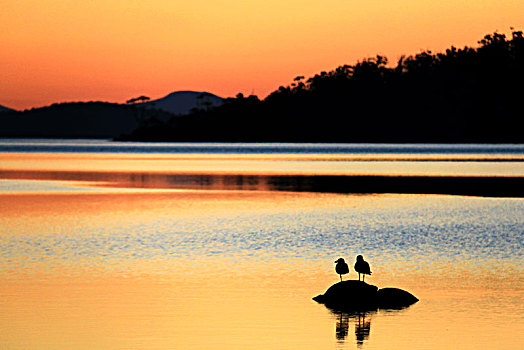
[2,0,523,110]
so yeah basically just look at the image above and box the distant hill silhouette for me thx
[0,101,173,138]
[0,91,220,139]
[0,105,15,113]
[145,91,223,115]
[122,30,524,143]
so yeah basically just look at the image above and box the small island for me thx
[313,280,419,311]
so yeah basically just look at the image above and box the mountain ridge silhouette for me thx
[0,91,221,138]
[144,91,223,115]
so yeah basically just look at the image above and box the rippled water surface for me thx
[1,141,523,349]
[2,139,523,154]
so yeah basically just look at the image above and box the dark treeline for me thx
[121,31,524,143]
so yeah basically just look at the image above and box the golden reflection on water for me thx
[2,152,524,176]
[1,187,523,349]
[2,263,523,349]
[1,151,523,349]
[3,153,524,198]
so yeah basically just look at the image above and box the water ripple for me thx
[1,194,522,276]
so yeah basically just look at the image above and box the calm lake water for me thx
[1,140,523,349]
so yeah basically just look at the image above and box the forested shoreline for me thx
[2,31,523,143]
[120,31,524,143]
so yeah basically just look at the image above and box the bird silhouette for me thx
[335,258,350,281]
[354,255,372,282]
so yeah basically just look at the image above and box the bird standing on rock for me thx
[334,258,350,281]
[354,255,372,282]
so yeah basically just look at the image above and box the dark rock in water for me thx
[313,281,379,310]
[376,287,419,309]
[313,280,418,311]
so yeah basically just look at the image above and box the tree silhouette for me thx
[126,96,151,104]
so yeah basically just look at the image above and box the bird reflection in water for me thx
[334,311,373,348]
[335,312,350,341]
[354,312,371,347]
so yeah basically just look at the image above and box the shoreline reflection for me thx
[1,169,524,197]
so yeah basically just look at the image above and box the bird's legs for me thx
[358,273,361,281]
[362,275,365,282]
[339,275,342,281]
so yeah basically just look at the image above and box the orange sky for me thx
[1,0,523,110]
